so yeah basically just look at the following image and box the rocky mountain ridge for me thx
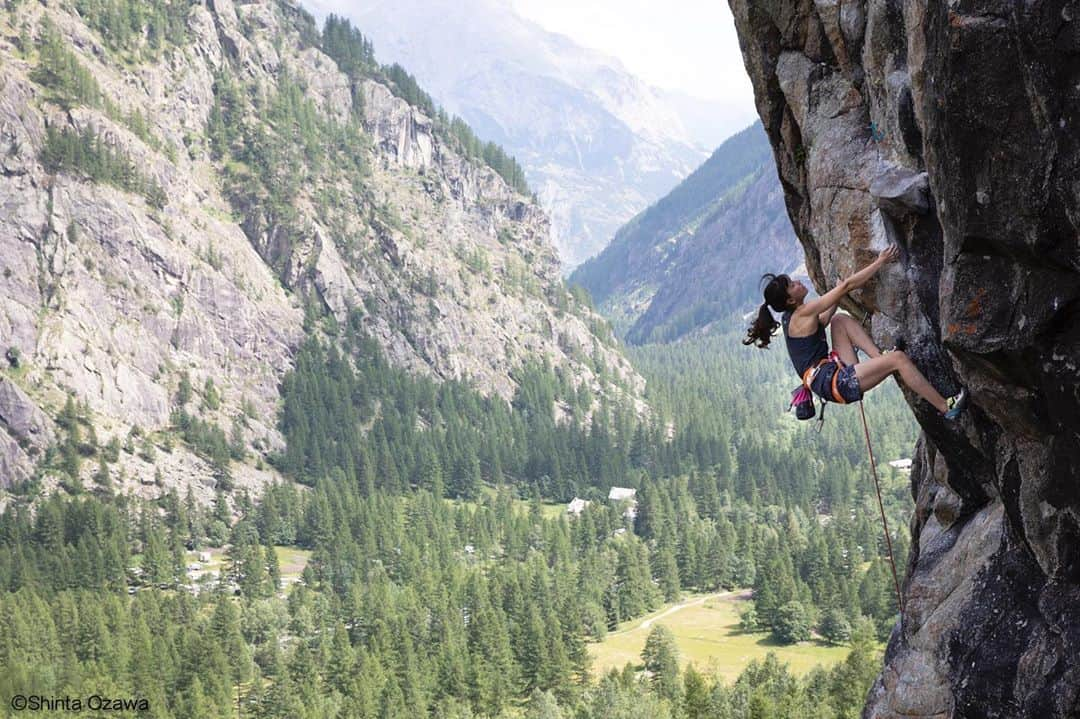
[310,0,717,269]
[729,0,1080,715]
[0,0,642,499]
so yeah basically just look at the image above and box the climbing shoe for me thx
[943,388,968,420]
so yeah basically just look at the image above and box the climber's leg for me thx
[830,314,881,366]
[854,351,948,413]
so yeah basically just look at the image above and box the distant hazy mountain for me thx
[661,89,754,152]
[570,123,804,344]
[303,0,727,269]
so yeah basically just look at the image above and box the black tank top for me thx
[782,311,829,376]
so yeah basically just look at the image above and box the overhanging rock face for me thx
[727,1,1080,716]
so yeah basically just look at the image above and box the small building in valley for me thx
[566,497,590,515]
[608,487,638,522]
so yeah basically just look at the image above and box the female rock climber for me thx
[743,245,968,419]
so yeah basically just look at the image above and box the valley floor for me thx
[590,590,862,681]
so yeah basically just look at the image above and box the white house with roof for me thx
[566,497,590,515]
[608,487,638,522]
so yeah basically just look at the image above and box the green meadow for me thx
[450,486,569,521]
[184,546,312,586]
[590,591,862,682]
[274,545,313,582]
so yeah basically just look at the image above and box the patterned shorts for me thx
[810,362,864,404]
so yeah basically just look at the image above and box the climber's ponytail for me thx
[743,273,791,349]
[744,302,780,348]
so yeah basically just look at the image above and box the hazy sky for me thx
[511,0,754,105]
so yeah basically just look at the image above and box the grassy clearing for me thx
[185,546,311,584]
[185,547,227,572]
[274,546,312,582]
[448,487,568,521]
[590,591,861,682]
[539,502,567,520]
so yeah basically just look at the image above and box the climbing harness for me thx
[858,400,906,617]
[798,351,855,432]
[788,355,834,429]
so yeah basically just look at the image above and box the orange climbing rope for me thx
[858,400,905,617]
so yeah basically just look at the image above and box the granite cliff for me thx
[729,1,1080,715]
[0,0,642,499]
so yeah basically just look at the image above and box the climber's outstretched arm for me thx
[795,246,899,321]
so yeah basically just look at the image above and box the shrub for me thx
[819,607,853,645]
[774,601,811,644]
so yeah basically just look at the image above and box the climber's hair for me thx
[743,273,791,349]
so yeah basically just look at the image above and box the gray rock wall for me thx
[0,0,644,495]
[0,1,301,498]
[728,0,1080,715]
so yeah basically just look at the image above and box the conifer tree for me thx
[642,624,681,702]
[212,597,251,686]
[266,540,282,593]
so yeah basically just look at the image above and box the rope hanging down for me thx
[858,400,905,617]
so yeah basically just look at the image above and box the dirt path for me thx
[611,590,746,637]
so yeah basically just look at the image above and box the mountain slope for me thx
[570,122,802,343]
[304,0,713,269]
[0,0,641,496]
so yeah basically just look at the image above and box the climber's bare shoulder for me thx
[787,310,820,337]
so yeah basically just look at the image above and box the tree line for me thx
[1,472,891,718]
